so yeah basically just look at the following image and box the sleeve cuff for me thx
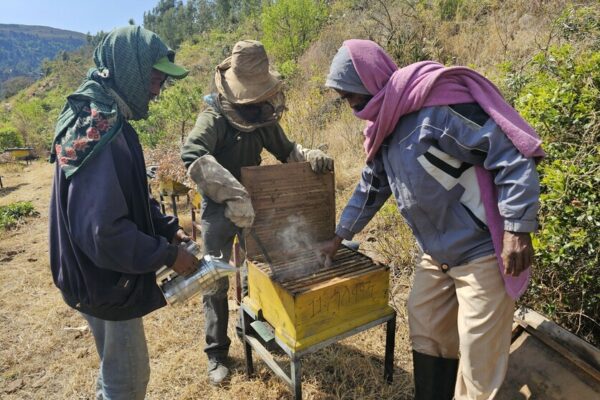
[166,223,181,242]
[504,219,538,233]
[164,244,179,267]
[335,226,356,241]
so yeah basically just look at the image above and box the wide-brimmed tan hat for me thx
[215,40,282,104]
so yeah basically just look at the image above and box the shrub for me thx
[9,92,65,153]
[436,0,464,21]
[132,77,204,148]
[261,0,329,62]
[508,44,600,345]
[0,201,37,230]
[0,126,24,150]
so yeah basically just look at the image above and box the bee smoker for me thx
[156,241,237,305]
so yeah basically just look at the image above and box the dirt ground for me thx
[0,161,414,399]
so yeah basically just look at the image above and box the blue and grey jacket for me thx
[336,103,540,268]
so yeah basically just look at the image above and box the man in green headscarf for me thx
[49,26,194,399]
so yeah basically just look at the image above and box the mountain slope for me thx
[0,24,86,97]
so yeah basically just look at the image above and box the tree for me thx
[132,78,204,148]
[143,0,210,48]
[261,0,329,62]
[0,126,24,150]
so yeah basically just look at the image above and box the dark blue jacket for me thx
[49,122,179,321]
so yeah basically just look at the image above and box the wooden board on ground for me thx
[497,308,600,399]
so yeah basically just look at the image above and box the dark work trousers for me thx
[200,198,242,361]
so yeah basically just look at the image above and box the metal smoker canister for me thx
[157,241,237,305]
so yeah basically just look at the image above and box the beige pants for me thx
[407,254,515,400]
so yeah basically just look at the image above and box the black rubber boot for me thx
[412,350,459,400]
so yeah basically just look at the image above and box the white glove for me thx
[188,154,256,227]
[224,197,255,228]
[286,143,334,173]
[188,154,248,203]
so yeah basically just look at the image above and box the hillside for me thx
[0,24,86,98]
[0,0,598,398]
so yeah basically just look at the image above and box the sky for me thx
[0,0,160,34]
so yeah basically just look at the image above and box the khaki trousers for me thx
[407,254,515,400]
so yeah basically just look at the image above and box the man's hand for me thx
[316,235,343,267]
[171,228,191,245]
[501,231,534,277]
[171,246,198,276]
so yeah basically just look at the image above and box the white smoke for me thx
[271,214,324,281]
[277,214,316,255]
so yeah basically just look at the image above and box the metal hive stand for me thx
[240,303,396,399]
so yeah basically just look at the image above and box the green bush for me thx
[261,0,328,62]
[0,201,37,230]
[9,91,65,153]
[435,0,464,21]
[508,44,600,345]
[278,59,299,79]
[0,126,24,150]
[132,77,204,148]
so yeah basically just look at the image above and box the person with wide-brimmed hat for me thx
[181,39,333,385]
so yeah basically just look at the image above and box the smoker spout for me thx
[158,255,237,305]
[204,255,237,272]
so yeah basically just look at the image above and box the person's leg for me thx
[202,276,231,385]
[407,254,460,400]
[82,313,150,400]
[202,277,231,361]
[200,198,240,384]
[449,255,515,400]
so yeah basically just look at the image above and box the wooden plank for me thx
[522,324,600,382]
[497,331,600,399]
[241,162,335,260]
[245,334,293,387]
[514,308,600,374]
[5,148,33,160]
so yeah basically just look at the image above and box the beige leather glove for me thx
[188,154,255,227]
[224,197,255,228]
[286,143,334,173]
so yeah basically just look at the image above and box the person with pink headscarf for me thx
[319,39,543,400]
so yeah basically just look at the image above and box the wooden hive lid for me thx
[240,162,335,263]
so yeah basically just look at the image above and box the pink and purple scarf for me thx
[344,39,545,299]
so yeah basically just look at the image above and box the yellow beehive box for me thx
[190,190,202,209]
[240,162,394,352]
[243,249,393,352]
[158,177,190,196]
[5,147,33,160]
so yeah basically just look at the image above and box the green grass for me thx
[0,201,37,230]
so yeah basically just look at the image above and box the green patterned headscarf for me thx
[50,26,176,178]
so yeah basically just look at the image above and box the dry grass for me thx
[0,161,414,399]
[2,1,598,398]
